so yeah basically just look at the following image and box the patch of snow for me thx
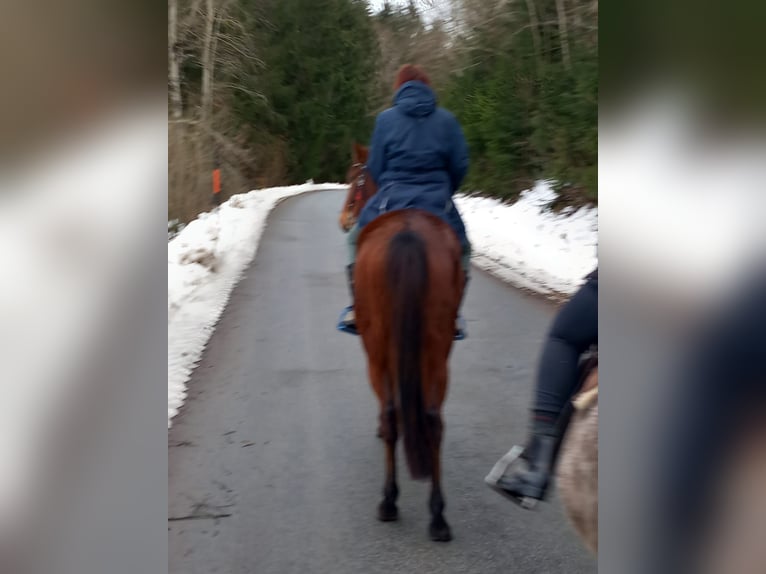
[168,183,345,427]
[456,182,598,296]
[168,181,597,425]
[168,219,186,241]
[168,181,599,425]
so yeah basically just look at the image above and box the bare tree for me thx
[555,0,571,70]
[169,0,183,119]
[523,0,542,67]
[169,0,268,223]
[200,0,218,123]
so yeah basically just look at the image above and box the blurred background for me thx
[0,0,763,572]
[599,1,766,573]
[0,1,166,573]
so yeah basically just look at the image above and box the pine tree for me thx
[443,0,597,203]
[235,0,379,183]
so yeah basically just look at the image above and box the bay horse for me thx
[340,143,465,542]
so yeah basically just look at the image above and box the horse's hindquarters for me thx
[557,401,598,555]
[701,424,766,574]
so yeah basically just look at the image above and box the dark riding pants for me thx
[533,271,598,419]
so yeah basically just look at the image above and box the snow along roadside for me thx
[167,183,345,427]
[168,181,597,427]
[456,181,598,298]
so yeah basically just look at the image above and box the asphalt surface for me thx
[168,190,595,574]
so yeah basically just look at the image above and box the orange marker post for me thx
[212,168,222,204]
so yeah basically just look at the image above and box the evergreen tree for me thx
[235,0,379,183]
[443,0,597,203]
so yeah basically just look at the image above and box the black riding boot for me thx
[487,416,563,509]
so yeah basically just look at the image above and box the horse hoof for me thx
[377,502,398,522]
[429,519,452,542]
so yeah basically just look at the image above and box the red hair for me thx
[393,64,431,91]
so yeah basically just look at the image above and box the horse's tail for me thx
[387,228,431,480]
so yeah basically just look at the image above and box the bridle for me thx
[347,162,371,213]
[340,161,376,233]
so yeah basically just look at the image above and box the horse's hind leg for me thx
[368,361,398,521]
[427,410,451,541]
[378,402,399,521]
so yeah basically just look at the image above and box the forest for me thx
[169,0,597,222]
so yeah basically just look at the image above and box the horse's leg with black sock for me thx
[427,411,451,541]
[378,403,399,521]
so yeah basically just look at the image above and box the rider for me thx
[339,64,471,337]
[488,267,598,505]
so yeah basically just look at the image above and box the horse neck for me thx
[351,168,375,217]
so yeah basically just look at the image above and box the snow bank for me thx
[456,182,598,296]
[168,183,344,426]
[168,181,597,425]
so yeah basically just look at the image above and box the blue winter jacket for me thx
[357,81,470,248]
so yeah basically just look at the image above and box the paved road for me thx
[168,190,595,574]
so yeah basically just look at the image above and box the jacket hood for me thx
[393,81,436,117]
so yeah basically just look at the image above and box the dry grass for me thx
[168,121,288,224]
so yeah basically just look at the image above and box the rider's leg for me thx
[340,224,360,328]
[454,243,471,338]
[460,243,471,283]
[346,222,359,263]
[492,272,597,504]
[532,274,598,433]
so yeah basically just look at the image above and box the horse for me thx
[340,143,465,542]
[556,357,766,569]
[339,142,377,233]
[700,416,766,574]
[556,357,599,555]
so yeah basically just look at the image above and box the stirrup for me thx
[485,433,556,510]
[484,446,541,508]
[337,306,359,336]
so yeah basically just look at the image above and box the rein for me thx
[349,163,371,211]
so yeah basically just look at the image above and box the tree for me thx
[443,0,597,202]
[237,0,378,183]
[168,0,265,222]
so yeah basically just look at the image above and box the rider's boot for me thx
[487,415,561,509]
[454,273,469,340]
[338,264,357,334]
